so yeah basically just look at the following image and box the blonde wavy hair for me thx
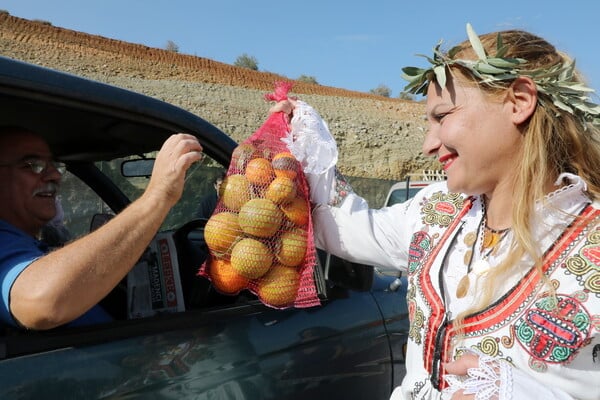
[444,29,600,335]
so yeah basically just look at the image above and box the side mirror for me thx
[121,159,155,177]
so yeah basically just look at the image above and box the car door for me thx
[0,156,399,400]
[0,294,394,399]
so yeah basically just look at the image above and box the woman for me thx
[272,24,600,399]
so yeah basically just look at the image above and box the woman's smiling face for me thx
[422,75,523,197]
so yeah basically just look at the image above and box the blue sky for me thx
[3,1,599,98]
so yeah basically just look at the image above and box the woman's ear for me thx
[508,76,537,125]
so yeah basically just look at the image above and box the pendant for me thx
[456,274,470,299]
[482,231,500,248]
[456,259,491,299]
[471,259,490,275]
[463,231,477,247]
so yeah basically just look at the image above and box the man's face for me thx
[0,131,62,236]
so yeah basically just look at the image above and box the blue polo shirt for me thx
[0,219,112,328]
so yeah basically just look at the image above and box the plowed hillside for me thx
[0,12,436,191]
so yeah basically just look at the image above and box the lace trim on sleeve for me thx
[443,351,513,400]
[282,100,338,175]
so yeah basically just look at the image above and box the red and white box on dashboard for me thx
[127,232,185,318]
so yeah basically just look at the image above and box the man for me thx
[0,126,203,330]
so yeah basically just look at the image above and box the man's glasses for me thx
[0,158,67,175]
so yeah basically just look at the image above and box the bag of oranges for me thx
[198,82,320,309]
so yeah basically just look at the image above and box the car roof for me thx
[0,56,237,163]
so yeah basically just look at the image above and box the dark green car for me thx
[0,56,408,399]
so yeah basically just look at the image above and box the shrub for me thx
[398,91,415,101]
[370,84,391,98]
[165,40,179,53]
[234,54,259,71]
[33,19,52,26]
[297,75,318,84]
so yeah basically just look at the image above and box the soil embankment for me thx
[0,12,437,205]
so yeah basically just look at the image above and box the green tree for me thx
[370,84,391,97]
[165,40,179,53]
[297,75,319,84]
[234,54,259,70]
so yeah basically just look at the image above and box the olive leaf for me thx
[401,23,600,129]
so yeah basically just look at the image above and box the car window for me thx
[386,187,424,206]
[167,159,226,230]
[59,172,111,239]
[94,153,226,231]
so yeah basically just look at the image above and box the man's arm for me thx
[10,133,203,330]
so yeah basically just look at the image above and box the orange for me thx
[265,176,297,205]
[204,212,241,254]
[238,198,283,238]
[245,157,275,186]
[231,143,259,172]
[220,174,251,211]
[208,257,249,294]
[280,196,309,227]
[272,152,300,179]
[230,238,273,279]
[257,264,300,307]
[276,228,307,267]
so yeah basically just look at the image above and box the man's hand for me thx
[145,133,203,207]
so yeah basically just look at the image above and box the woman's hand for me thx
[443,354,479,399]
[444,352,480,375]
[269,99,296,118]
[443,352,505,400]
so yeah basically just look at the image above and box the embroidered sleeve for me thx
[283,100,338,175]
[283,100,355,206]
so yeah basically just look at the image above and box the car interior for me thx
[0,57,378,362]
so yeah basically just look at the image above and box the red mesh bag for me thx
[198,82,320,309]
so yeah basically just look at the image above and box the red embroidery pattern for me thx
[565,225,600,295]
[514,294,591,364]
[416,197,473,379]
[408,231,432,275]
[421,192,464,227]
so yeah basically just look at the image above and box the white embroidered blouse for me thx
[284,100,600,400]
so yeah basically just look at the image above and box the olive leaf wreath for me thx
[401,23,600,128]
